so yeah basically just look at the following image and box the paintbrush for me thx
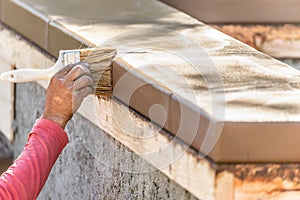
[0,47,117,96]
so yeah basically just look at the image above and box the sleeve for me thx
[0,118,69,200]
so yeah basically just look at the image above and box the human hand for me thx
[42,63,94,128]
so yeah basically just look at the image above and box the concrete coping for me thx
[1,0,300,164]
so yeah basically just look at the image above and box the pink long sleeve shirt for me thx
[0,118,68,200]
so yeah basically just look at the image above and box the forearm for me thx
[0,118,68,200]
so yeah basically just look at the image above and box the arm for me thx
[0,63,93,200]
[0,119,68,200]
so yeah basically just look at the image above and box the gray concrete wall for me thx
[0,131,12,173]
[280,59,300,70]
[13,82,198,200]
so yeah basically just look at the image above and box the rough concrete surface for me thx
[281,59,300,71]
[13,82,198,200]
[0,131,12,173]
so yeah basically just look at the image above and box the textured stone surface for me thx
[0,131,12,173]
[0,132,11,159]
[13,82,198,200]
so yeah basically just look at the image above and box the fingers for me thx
[73,75,94,105]
[73,75,94,90]
[72,86,94,107]
[69,64,94,107]
[55,65,73,78]
[43,62,95,128]
[75,86,94,98]
[65,63,91,82]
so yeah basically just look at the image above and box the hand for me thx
[42,63,94,128]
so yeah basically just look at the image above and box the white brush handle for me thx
[0,48,106,83]
[0,50,66,83]
[0,68,55,83]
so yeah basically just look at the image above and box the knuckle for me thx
[67,63,77,68]
[84,66,91,74]
[77,65,90,74]
[82,87,93,97]
[79,75,93,85]
[85,75,94,83]
[66,82,74,91]
[74,65,83,72]
[65,64,75,70]
[78,63,91,73]
[88,86,94,93]
[81,62,89,68]
[61,78,68,85]
[50,75,60,83]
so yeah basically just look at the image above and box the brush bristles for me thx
[79,47,117,97]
